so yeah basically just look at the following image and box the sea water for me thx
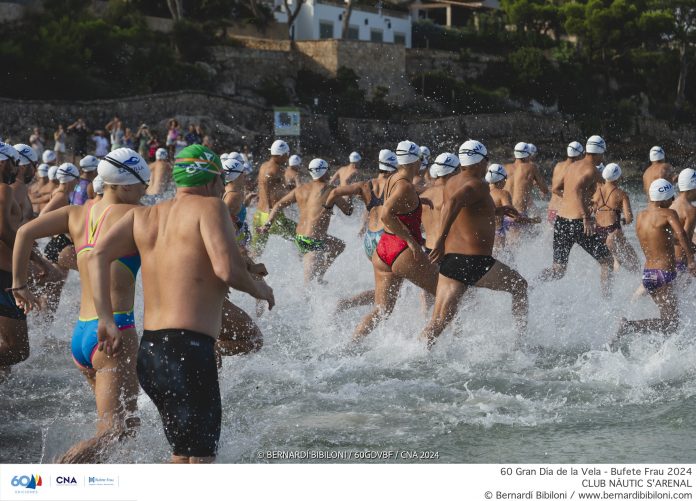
[1,191,696,463]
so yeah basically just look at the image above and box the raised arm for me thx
[326,182,364,206]
[265,189,297,227]
[333,192,354,216]
[40,192,66,215]
[533,164,550,196]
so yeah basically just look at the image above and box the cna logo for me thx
[11,474,42,490]
[55,475,79,486]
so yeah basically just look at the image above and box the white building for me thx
[274,0,412,48]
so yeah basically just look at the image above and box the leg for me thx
[599,256,614,298]
[313,236,345,283]
[336,290,375,313]
[57,330,140,463]
[217,298,262,358]
[612,231,640,273]
[475,260,529,335]
[539,217,572,282]
[303,252,318,284]
[0,317,29,371]
[353,263,403,341]
[419,275,467,349]
[392,247,439,296]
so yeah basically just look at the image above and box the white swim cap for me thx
[513,142,530,159]
[47,166,59,181]
[0,142,19,165]
[528,143,538,157]
[79,155,99,172]
[92,175,105,195]
[243,161,253,174]
[430,152,460,178]
[602,163,621,182]
[220,153,229,162]
[289,154,302,167]
[229,152,243,161]
[270,140,290,156]
[649,146,665,162]
[98,148,151,186]
[308,158,329,179]
[586,135,606,154]
[419,145,431,171]
[56,163,80,184]
[349,151,361,163]
[42,149,56,164]
[458,140,488,167]
[37,163,49,177]
[13,143,37,165]
[222,158,245,183]
[155,148,168,160]
[678,168,696,192]
[649,178,675,201]
[396,140,420,165]
[596,162,605,173]
[567,141,584,158]
[378,149,397,172]
[485,163,508,184]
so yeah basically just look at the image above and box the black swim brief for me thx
[137,329,221,458]
[552,216,611,266]
[43,234,73,264]
[0,269,27,321]
[438,254,497,286]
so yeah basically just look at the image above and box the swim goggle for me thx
[487,167,507,180]
[57,168,80,180]
[568,144,584,155]
[0,150,19,166]
[458,148,489,161]
[103,156,150,187]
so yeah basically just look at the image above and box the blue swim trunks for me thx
[363,229,384,260]
[71,311,135,369]
[641,268,677,294]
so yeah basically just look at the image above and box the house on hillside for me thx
[410,0,499,29]
[274,0,412,48]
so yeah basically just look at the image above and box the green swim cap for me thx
[173,144,222,188]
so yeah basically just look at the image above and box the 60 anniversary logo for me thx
[11,474,42,489]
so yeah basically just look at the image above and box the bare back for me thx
[558,157,600,219]
[132,196,231,337]
[490,185,512,229]
[366,175,389,232]
[670,195,696,263]
[643,162,674,196]
[421,182,444,249]
[593,183,625,227]
[295,181,335,237]
[443,172,496,255]
[507,159,548,213]
[548,159,571,211]
[636,208,678,270]
[333,164,359,186]
[257,160,286,213]
[11,181,33,224]
[146,160,171,196]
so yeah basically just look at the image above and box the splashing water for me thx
[2,190,696,463]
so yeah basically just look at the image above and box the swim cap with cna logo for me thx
[13,144,37,166]
[485,164,507,184]
[602,163,621,182]
[229,152,243,161]
[678,168,696,192]
[649,179,675,201]
[99,148,151,186]
[37,163,49,177]
[567,141,584,158]
[92,175,105,195]
[173,144,221,188]
[155,148,168,160]
[222,158,245,183]
[458,140,488,166]
[349,151,362,163]
[48,166,59,180]
[650,146,665,162]
[56,163,80,184]
[79,155,99,172]
[42,149,56,164]
[586,135,606,154]
[289,155,302,167]
[396,141,420,165]
[419,146,431,171]
[270,140,290,156]
[379,149,397,172]
[308,158,329,179]
[430,153,460,178]
[528,144,538,157]
[514,142,529,159]
[0,142,19,165]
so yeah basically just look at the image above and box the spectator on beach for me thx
[185,124,202,145]
[166,119,179,158]
[174,133,187,156]
[203,135,214,149]
[53,125,67,163]
[136,124,152,159]
[29,127,45,158]
[92,131,109,158]
[105,116,124,151]
[67,118,89,162]
[124,128,135,149]
[148,135,161,161]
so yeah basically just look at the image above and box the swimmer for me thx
[670,168,696,275]
[146,148,171,196]
[331,149,397,312]
[613,179,696,345]
[11,144,37,223]
[285,154,303,189]
[251,140,296,256]
[548,141,584,225]
[330,151,362,186]
[92,175,104,201]
[423,140,527,349]
[592,163,640,272]
[486,163,513,253]
[69,155,99,205]
[413,146,431,192]
[539,136,614,297]
[353,141,439,341]
[34,158,59,212]
[504,142,549,215]
[422,152,459,254]
[642,146,675,196]
[265,158,351,283]
[89,144,273,464]
[11,148,150,462]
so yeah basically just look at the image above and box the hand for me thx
[12,287,41,313]
[256,281,275,310]
[97,320,123,356]
[583,217,595,237]
[420,197,434,209]
[249,263,268,277]
[429,238,445,264]
[497,205,520,219]
[407,239,423,259]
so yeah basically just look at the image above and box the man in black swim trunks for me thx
[89,144,274,463]
[423,140,528,349]
[539,135,614,297]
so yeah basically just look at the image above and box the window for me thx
[319,21,334,39]
[347,25,359,40]
[394,32,406,45]
[370,29,383,42]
